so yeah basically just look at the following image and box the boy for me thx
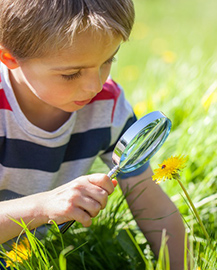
[0,0,185,269]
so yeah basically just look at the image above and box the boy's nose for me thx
[82,70,103,94]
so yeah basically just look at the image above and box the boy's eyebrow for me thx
[51,46,120,71]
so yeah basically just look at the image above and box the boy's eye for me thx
[61,71,81,81]
[105,57,116,65]
[60,57,116,81]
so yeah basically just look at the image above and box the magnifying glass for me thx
[59,111,172,233]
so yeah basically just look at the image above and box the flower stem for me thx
[177,179,210,242]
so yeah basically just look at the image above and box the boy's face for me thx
[10,30,122,113]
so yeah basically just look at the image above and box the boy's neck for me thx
[9,69,71,132]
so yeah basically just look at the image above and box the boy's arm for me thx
[0,192,49,244]
[118,166,185,270]
[0,173,116,244]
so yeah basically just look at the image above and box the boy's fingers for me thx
[72,208,92,227]
[79,196,104,216]
[112,179,118,188]
[88,174,115,195]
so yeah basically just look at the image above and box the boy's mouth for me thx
[74,98,93,106]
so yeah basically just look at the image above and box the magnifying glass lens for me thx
[119,118,170,173]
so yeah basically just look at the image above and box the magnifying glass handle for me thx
[59,220,75,234]
[107,165,120,179]
[59,165,120,234]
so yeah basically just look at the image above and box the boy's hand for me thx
[42,174,117,227]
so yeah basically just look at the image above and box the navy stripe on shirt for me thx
[0,115,137,173]
[0,128,110,172]
[64,128,111,161]
[0,189,23,200]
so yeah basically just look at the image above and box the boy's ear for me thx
[0,45,19,69]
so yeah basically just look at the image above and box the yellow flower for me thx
[152,155,210,241]
[152,155,187,184]
[6,237,31,267]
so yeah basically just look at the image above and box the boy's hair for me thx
[0,0,135,60]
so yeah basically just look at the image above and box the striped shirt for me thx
[0,63,148,201]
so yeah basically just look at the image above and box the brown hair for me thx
[0,0,135,60]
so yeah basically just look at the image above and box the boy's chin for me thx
[62,105,85,113]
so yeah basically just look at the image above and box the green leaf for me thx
[59,246,74,270]
[117,229,138,258]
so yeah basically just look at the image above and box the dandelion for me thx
[152,155,187,184]
[152,155,210,241]
[5,237,31,267]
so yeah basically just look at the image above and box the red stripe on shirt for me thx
[0,89,12,111]
[89,79,121,122]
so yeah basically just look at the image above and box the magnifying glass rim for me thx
[111,111,172,170]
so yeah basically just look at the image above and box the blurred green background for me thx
[110,0,217,203]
